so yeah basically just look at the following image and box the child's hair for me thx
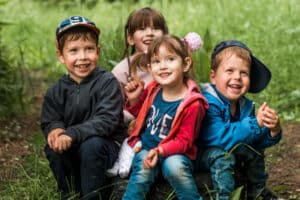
[131,34,198,81]
[123,7,169,58]
[211,46,251,71]
[56,26,98,52]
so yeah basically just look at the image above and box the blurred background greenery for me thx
[1,0,299,121]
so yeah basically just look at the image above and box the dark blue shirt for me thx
[141,89,182,150]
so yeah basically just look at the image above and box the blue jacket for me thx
[198,83,281,151]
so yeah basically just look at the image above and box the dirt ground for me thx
[266,123,300,199]
[0,114,299,199]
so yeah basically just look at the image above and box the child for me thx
[122,34,208,200]
[112,7,169,123]
[196,40,282,200]
[107,32,204,179]
[40,16,126,200]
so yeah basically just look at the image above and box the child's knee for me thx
[163,155,192,178]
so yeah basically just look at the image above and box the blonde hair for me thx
[211,46,251,71]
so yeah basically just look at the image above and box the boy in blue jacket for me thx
[40,16,126,199]
[196,40,282,200]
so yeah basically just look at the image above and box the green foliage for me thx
[1,0,299,121]
[0,2,25,117]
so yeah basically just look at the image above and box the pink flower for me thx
[183,32,203,52]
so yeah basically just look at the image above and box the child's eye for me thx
[167,57,175,61]
[86,46,96,51]
[69,48,77,53]
[225,69,233,73]
[165,57,175,64]
[151,59,160,65]
[241,71,249,76]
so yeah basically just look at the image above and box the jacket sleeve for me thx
[125,88,148,117]
[160,101,206,157]
[253,127,282,149]
[64,74,124,143]
[40,87,66,139]
[202,103,264,150]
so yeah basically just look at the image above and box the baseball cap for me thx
[56,16,100,41]
[212,40,271,93]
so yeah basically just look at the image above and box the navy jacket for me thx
[41,67,126,144]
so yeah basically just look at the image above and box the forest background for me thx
[0,0,299,199]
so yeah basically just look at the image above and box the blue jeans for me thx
[44,136,119,200]
[122,149,202,200]
[195,144,268,200]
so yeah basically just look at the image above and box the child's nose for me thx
[233,71,241,79]
[145,27,154,35]
[78,50,87,59]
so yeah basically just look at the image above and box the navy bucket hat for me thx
[212,40,271,93]
[56,16,100,41]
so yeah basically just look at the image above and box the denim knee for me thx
[203,148,235,199]
[162,155,202,200]
[162,155,193,179]
[123,150,157,200]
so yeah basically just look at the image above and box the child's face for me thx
[210,53,250,104]
[57,36,100,83]
[127,26,164,53]
[149,45,190,88]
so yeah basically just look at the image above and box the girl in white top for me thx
[112,7,169,122]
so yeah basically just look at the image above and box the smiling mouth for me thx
[159,72,171,78]
[75,64,89,68]
[143,40,153,45]
[229,84,242,89]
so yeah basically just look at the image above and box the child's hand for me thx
[143,148,159,169]
[257,102,281,137]
[124,78,144,105]
[53,134,72,153]
[48,128,65,149]
[127,120,136,135]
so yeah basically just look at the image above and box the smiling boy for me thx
[196,40,282,200]
[41,16,126,199]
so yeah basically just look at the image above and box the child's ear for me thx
[127,35,135,46]
[183,57,192,72]
[210,69,216,84]
[56,47,65,64]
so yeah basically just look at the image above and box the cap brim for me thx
[249,55,271,93]
[56,23,100,41]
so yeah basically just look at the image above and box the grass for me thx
[0,130,245,199]
[0,131,59,199]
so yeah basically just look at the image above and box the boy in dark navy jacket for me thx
[41,16,126,200]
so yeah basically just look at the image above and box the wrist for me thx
[154,147,161,156]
